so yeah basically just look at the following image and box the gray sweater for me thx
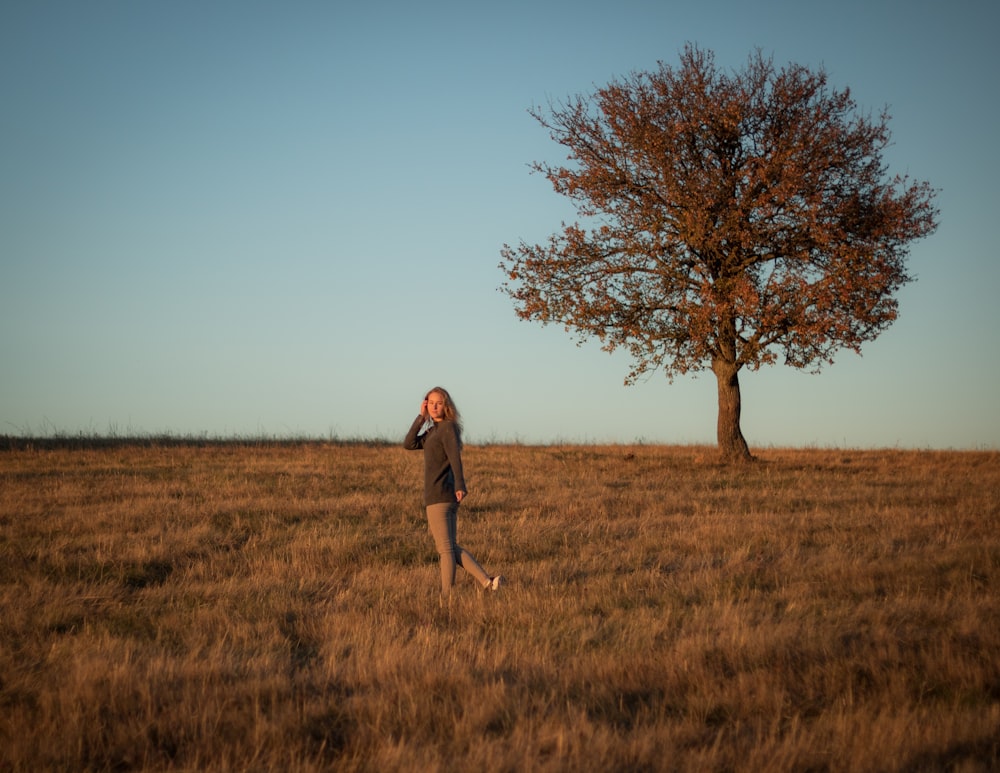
[403,416,466,506]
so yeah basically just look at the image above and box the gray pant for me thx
[426,502,490,595]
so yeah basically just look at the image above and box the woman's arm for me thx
[441,421,467,499]
[403,415,427,450]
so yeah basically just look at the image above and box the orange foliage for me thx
[499,45,938,460]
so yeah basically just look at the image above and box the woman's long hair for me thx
[426,386,463,441]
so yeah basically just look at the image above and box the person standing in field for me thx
[404,386,505,597]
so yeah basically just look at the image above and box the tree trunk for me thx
[712,357,752,462]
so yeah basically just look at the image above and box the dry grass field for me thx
[1,438,998,772]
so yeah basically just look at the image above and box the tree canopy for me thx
[500,45,938,460]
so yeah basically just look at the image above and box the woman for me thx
[403,386,504,596]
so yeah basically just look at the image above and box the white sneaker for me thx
[489,575,506,591]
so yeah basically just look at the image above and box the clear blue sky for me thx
[2,0,997,448]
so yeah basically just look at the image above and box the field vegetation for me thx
[1,438,998,771]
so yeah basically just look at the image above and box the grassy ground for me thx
[1,439,998,771]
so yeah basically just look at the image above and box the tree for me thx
[499,45,938,461]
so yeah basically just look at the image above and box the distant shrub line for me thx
[0,433,397,452]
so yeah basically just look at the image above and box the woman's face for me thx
[426,392,446,422]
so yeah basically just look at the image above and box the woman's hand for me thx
[456,490,466,503]
[419,399,429,418]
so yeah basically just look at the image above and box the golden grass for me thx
[1,440,998,771]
